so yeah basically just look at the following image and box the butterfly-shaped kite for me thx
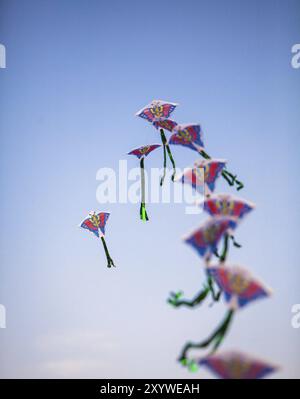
[128,144,161,221]
[135,100,178,184]
[207,264,271,309]
[184,216,238,259]
[199,351,277,379]
[135,100,178,125]
[204,194,255,219]
[169,123,204,152]
[179,265,271,363]
[176,159,226,196]
[80,211,115,268]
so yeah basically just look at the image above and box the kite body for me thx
[80,211,110,237]
[204,194,255,219]
[169,124,204,151]
[128,144,161,159]
[199,351,277,379]
[135,100,178,124]
[128,144,161,221]
[208,265,270,309]
[80,211,115,268]
[177,159,226,193]
[184,217,238,258]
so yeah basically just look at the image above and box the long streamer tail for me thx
[101,236,115,268]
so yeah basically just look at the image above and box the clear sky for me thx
[0,0,299,378]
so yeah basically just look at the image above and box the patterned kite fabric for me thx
[204,193,255,219]
[199,351,277,379]
[153,118,178,132]
[176,159,227,194]
[207,264,271,309]
[183,216,238,258]
[80,211,110,237]
[169,123,204,151]
[135,99,178,124]
[128,144,162,221]
[80,211,115,268]
[128,144,161,159]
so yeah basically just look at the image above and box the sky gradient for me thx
[0,0,299,378]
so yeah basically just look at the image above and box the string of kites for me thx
[79,100,278,379]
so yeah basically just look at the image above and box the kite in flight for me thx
[168,124,243,191]
[184,216,238,261]
[179,264,271,368]
[128,144,161,221]
[135,100,178,185]
[202,193,255,248]
[199,351,277,379]
[80,211,115,268]
[176,159,227,196]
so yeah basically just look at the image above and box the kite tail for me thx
[140,157,149,221]
[230,234,242,248]
[101,236,115,268]
[220,233,229,262]
[160,139,167,186]
[160,129,176,182]
[167,285,210,308]
[178,309,235,367]
[198,149,244,191]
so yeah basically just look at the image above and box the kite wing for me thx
[199,351,277,379]
[184,217,238,258]
[97,212,110,235]
[128,144,161,159]
[208,265,271,309]
[80,217,100,237]
[135,100,178,123]
[169,124,204,151]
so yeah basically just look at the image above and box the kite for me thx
[168,124,243,191]
[184,216,238,261]
[204,194,255,219]
[169,123,204,152]
[179,264,271,365]
[199,351,277,379]
[202,193,255,248]
[80,211,115,268]
[176,159,227,196]
[135,100,178,185]
[128,144,161,221]
[135,100,178,124]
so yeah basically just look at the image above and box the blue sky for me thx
[0,0,299,378]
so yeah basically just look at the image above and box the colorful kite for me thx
[184,216,238,261]
[169,123,204,152]
[135,100,178,184]
[208,264,271,309]
[179,265,271,364]
[128,144,161,221]
[80,211,115,268]
[135,100,178,124]
[204,194,255,219]
[176,159,227,196]
[199,351,277,379]
[168,123,243,190]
